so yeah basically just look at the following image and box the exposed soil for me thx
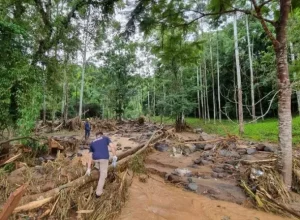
[118,177,289,220]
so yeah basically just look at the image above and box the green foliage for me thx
[129,154,146,174]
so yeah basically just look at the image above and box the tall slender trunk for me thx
[199,64,204,119]
[216,32,221,122]
[233,12,244,134]
[197,66,201,118]
[43,70,46,124]
[258,87,264,120]
[204,59,210,122]
[210,37,216,124]
[233,68,238,120]
[246,15,256,120]
[79,7,90,119]
[153,74,156,116]
[290,42,300,115]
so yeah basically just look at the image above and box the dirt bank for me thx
[118,177,290,220]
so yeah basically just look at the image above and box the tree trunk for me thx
[216,32,221,122]
[246,15,256,120]
[79,7,90,119]
[233,12,244,135]
[43,70,46,124]
[204,59,210,122]
[199,64,205,119]
[210,37,216,124]
[197,66,201,119]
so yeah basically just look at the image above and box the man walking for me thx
[85,131,118,198]
[84,118,91,140]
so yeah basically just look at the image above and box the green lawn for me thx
[152,116,300,146]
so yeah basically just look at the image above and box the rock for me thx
[195,144,205,151]
[213,167,224,173]
[193,128,203,133]
[187,177,197,183]
[236,148,247,155]
[219,149,240,158]
[117,143,122,147]
[200,132,212,141]
[228,142,237,149]
[200,159,212,166]
[223,164,235,171]
[44,155,55,161]
[187,182,198,191]
[247,148,257,155]
[206,156,214,161]
[202,151,213,157]
[264,145,274,152]
[255,144,265,151]
[167,174,182,183]
[38,157,45,163]
[204,144,214,151]
[188,164,200,169]
[174,168,191,177]
[77,152,83,157]
[154,142,169,152]
[217,173,226,178]
[211,172,218,178]
[124,146,131,150]
[194,158,202,164]
[184,143,196,153]
[139,174,148,183]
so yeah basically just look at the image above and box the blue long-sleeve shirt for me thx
[85,121,91,131]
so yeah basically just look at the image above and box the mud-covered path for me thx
[118,177,289,220]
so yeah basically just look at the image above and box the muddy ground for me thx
[1,120,300,219]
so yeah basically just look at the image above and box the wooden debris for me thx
[0,153,22,166]
[76,210,94,214]
[0,184,27,220]
[240,159,277,165]
[38,209,50,219]
[48,138,64,150]
[14,197,53,213]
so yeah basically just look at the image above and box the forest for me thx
[1,0,300,219]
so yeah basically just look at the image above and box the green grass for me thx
[152,116,300,146]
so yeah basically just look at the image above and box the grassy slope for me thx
[153,116,300,146]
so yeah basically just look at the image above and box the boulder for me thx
[200,132,212,141]
[264,145,275,152]
[193,128,203,133]
[211,172,218,178]
[255,144,265,151]
[183,143,197,155]
[194,159,212,166]
[204,144,214,151]
[236,148,247,155]
[187,182,198,191]
[154,142,169,152]
[247,148,257,155]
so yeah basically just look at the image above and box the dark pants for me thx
[85,130,90,140]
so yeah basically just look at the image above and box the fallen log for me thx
[19,130,164,206]
[0,184,27,220]
[184,138,229,144]
[240,159,277,165]
[0,136,42,145]
[0,153,22,167]
[13,197,53,214]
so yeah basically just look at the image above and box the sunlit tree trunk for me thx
[43,69,46,124]
[210,37,216,124]
[246,15,256,120]
[199,64,205,119]
[233,12,244,134]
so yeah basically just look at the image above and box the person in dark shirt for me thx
[85,131,117,198]
[84,118,91,140]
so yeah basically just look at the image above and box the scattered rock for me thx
[77,152,82,157]
[194,158,212,166]
[202,151,213,157]
[204,144,214,151]
[167,174,182,183]
[223,164,235,171]
[217,173,226,178]
[236,148,247,155]
[38,157,45,163]
[228,142,237,149]
[44,155,55,161]
[255,144,265,151]
[246,148,257,155]
[264,145,274,152]
[187,177,197,183]
[212,167,224,173]
[187,182,198,191]
[184,143,196,154]
[195,144,205,151]
[117,143,122,147]
[200,132,212,141]
[174,168,191,177]
[219,150,240,158]
[154,142,169,152]
[124,146,131,150]
[211,172,218,178]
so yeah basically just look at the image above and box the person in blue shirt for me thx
[85,130,117,198]
[84,118,91,140]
